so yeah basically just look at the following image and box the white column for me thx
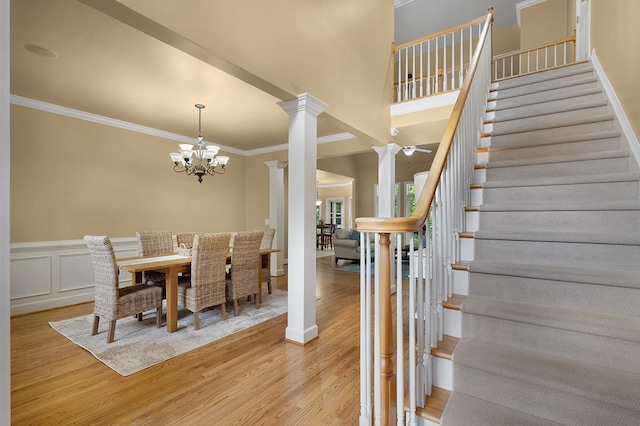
[278,93,327,344]
[1,0,10,422]
[373,144,402,293]
[264,160,287,276]
[373,143,401,218]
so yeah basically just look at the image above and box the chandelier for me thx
[170,104,229,183]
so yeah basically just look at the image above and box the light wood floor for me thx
[11,256,362,425]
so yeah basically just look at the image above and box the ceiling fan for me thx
[402,145,433,156]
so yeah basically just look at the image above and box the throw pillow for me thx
[349,228,360,242]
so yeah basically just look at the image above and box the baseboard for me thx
[591,51,640,168]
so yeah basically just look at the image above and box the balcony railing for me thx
[493,32,576,80]
[358,9,493,426]
[392,13,489,103]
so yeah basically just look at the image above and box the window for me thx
[326,198,344,228]
[374,183,400,217]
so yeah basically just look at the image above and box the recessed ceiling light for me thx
[24,44,59,59]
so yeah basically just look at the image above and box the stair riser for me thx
[487,106,612,135]
[489,119,615,147]
[493,80,600,111]
[492,86,603,114]
[463,313,640,374]
[487,137,622,162]
[480,180,640,204]
[494,62,594,91]
[492,94,607,123]
[468,273,640,317]
[473,239,640,270]
[452,364,640,425]
[432,357,452,390]
[485,156,630,181]
[495,72,597,99]
[477,209,640,235]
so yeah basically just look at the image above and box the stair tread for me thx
[431,334,459,360]
[483,149,629,169]
[494,61,592,90]
[477,198,640,211]
[461,296,640,343]
[479,172,640,189]
[466,260,640,290]
[484,129,622,149]
[442,392,561,425]
[409,385,450,423]
[453,338,640,411]
[471,229,640,246]
[443,294,465,310]
[489,112,614,137]
[490,97,609,124]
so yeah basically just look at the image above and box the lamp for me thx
[170,104,229,183]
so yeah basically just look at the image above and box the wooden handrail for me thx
[393,14,487,52]
[492,34,576,61]
[357,10,494,234]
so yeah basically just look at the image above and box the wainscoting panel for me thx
[10,237,139,316]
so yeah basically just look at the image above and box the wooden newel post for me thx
[379,232,396,425]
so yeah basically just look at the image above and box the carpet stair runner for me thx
[437,62,640,425]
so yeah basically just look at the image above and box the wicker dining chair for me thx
[226,231,264,316]
[177,233,231,330]
[136,230,174,293]
[176,232,199,250]
[260,228,276,295]
[84,235,163,343]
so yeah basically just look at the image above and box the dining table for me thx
[117,248,279,333]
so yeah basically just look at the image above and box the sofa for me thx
[333,228,374,263]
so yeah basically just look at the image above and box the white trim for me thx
[516,0,547,28]
[10,94,355,157]
[244,132,356,156]
[1,0,11,420]
[318,179,354,189]
[391,90,458,116]
[10,237,140,316]
[591,51,640,168]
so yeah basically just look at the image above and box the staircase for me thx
[435,62,640,425]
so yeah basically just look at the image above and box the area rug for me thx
[335,260,410,279]
[49,289,288,376]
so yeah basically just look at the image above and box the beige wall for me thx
[591,0,640,138]
[10,106,247,242]
[521,0,569,48]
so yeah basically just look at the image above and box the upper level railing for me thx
[493,32,576,80]
[357,9,493,425]
[392,13,489,103]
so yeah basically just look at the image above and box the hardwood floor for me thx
[11,256,362,425]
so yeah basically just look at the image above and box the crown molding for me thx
[11,95,355,158]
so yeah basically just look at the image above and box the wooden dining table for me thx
[118,248,279,333]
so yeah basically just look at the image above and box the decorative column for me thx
[277,93,327,345]
[264,160,287,276]
[373,143,402,293]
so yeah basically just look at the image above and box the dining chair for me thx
[321,224,336,250]
[260,228,276,295]
[136,230,174,294]
[177,233,231,330]
[176,232,199,250]
[225,230,264,316]
[84,235,163,343]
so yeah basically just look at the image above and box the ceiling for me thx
[10,0,520,184]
